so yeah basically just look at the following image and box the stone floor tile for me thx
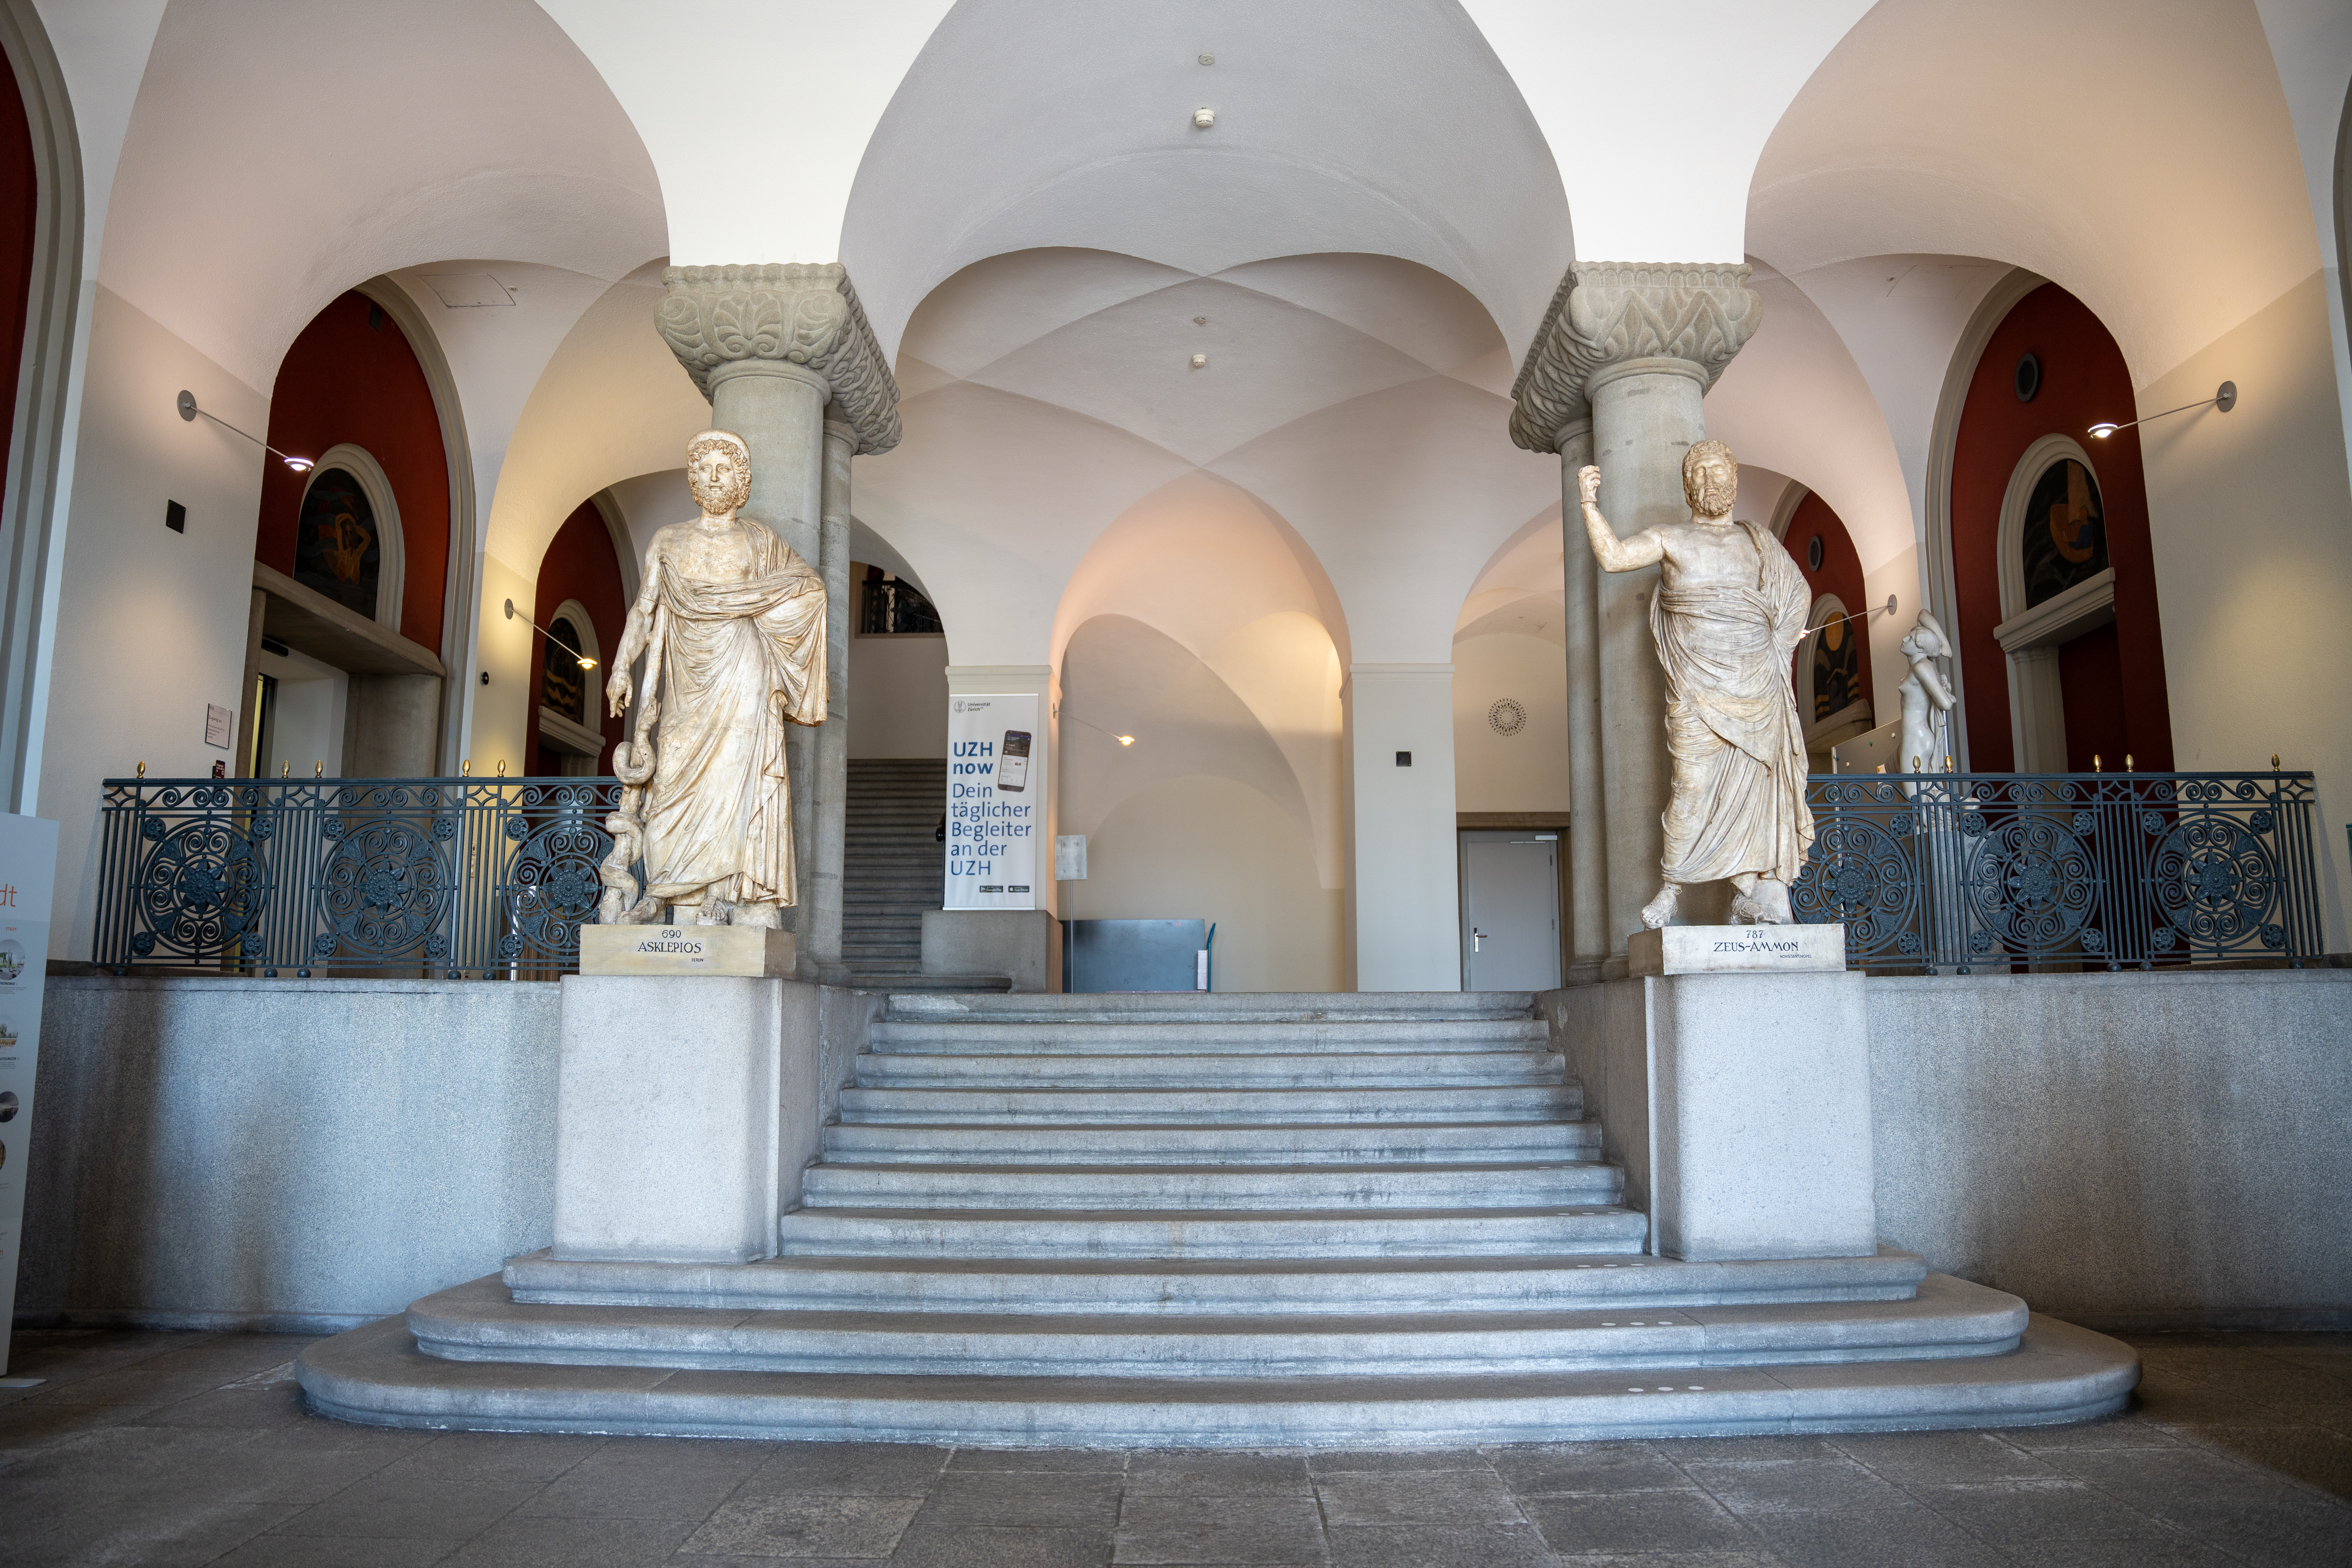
[2146,1494,2352,1568]
[373,1428,608,1485]
[1485,1441,1691,1495]
[1315,1469,1525,1527]
[445,1514,701,1566]
[0,1419,270,1491]
[1654,1437,1848,1464]
[2036,1440,2311,1514]
[1518,1490,1760,1556]
[680,1493,924,1558]
[947,1445,1128,1472]
[747,1442,950,1496]
[913,1472,1124,1528]
[522,1438,777,1518]
[0,1495,298,1568]
[1542,1555,1784,1568]
[267,1474,543,1539]
[1324,1522,1559,1567]
[1824,1431,2060,1483]
[2167,1421,2352,1500]
[1307,1448,1494,1474]
[1988,1541,2237,1568]
[1124,1449,1314,1496]
[1737,1501,2007,1568]
[208,1536,462,1567]
[1903,1479,2171,1543]
[1998,1416,2185,1452]
[1113,1492,1325,1563]
[1682,1457,1911,1515]
[881,1521,1118,1568]
[22,1361,257,1407]
[0,1395,155,1456]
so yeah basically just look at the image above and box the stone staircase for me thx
[299,991,2137,1445]
[842,758,1008,993]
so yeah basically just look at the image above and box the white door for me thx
[1461,834,1561,991]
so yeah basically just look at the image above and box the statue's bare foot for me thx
[1639,883,1680,929]
[1732,879,1794,924]
[732,901,782,930]
[691,898,734,926]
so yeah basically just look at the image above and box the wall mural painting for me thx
[1809,599,1860,726]
[294,468,380,619]
[542,615,588,723]
[2021,458,2108,607]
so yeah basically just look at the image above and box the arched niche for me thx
[1991,435,2115,771]
[295,443,405,631]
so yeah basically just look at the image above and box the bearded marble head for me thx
[1681,439,1737,521]
[687,430,753,516]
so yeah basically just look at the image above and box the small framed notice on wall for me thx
[204,704,234,749]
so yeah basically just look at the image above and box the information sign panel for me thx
[945,694,1040,910]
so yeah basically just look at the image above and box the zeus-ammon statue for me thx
[1577,440,1814,927]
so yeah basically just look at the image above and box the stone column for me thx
[1552,420,1606,982]
[807,417,855,981]
[655,264,901,964]
[1509,263,1761,965]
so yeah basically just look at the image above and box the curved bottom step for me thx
[298,1311,2138,1448]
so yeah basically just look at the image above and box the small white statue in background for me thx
[1577,440,1814,928]
[1896,610,1956,778]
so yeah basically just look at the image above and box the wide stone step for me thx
[797,1161,1622,1212]
[885,991,1536,1025]
[301,1309,2141,1446]
[819,1120,1602,1165]
[503,1247,1929,1317]
[837,1083,1584,1125]
[853,1052,1568,1091]
[868,1019,1552,1055]
[408,1275,2025,1380]
[773,1205,1648,1259]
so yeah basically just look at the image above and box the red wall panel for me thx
[531,499,627,775]
[256,292,450,655]
[1949,283,2172,771]
[1782,488,1875,725]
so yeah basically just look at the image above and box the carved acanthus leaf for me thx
[657,263,902,456]
[1508,262,1762,452]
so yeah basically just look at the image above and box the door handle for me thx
[1472,928,1485,951]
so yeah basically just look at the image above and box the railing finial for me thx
[135,760,145,778]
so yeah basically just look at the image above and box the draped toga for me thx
[1650,519,1815,886]
[641,523,827,906]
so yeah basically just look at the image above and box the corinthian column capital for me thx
[1508,262,1763,452]
[657,263,902,456]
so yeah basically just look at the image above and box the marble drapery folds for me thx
[639,525,828,906]
[1652,519,1814,886]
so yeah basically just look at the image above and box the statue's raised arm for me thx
[1576,464,1666,573]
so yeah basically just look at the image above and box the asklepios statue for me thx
[1577,440,1813,927]
[600,429,827,928]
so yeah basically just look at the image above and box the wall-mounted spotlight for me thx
[1066,713,1134,749]
[504,598,597,669]
[2090,381,2235,440]
[177,390,315,471]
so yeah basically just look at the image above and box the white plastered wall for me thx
[1452,634,1570,816]
[848,634,947,760]
[38,288,268,957]
[1072,774,1344,995]
[2136,273,2352,946]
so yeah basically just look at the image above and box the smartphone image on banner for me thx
[998,730,1031,791]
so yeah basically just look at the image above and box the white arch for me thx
[298,443,403,632]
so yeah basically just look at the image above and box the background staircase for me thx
[841,758,1008,992]
[301,990,2137,1445]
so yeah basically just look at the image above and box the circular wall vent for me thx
[2015,351,2042,402]
[1488,698,1527,736]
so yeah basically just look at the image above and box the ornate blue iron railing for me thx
[94,778,624,977]
[1793,771,2321,972]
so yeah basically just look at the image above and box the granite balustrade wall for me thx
[15,969,2347,1331]
[1543,967,2352,1331]
[12,975,878,1331]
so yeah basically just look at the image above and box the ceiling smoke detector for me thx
[1190,353,1208,369]
[1193,107,1216,129]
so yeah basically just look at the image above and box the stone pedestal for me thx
[1646,968,1876,1260]
[1629,922,1846,976]
[551,975,799,1264]
[922,909,1060,992]
[579,924,795,977]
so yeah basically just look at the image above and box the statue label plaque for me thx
[578,923,795,978]
[1629,923,1845,976]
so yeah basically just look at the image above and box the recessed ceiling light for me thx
[1198,53,1214,65]
[1193,107,1215,129]
[1190,353,1207,369]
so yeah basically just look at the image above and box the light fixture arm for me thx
[503,598,598,669]
[1063,713,1134,747]
[2090,381,2235,440]
[1794,594,1899,643]
[177,389,315,472]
